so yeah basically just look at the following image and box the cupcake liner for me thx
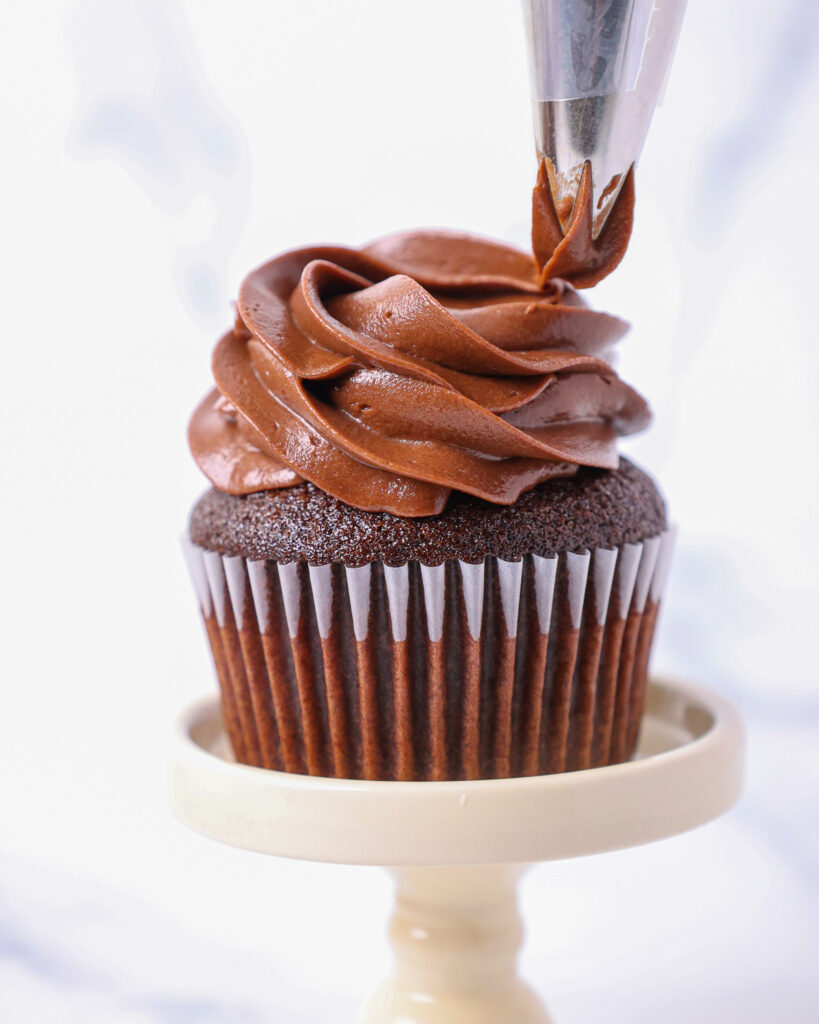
[183,529,675,781]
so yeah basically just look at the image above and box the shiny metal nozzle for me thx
[522,0,687,237]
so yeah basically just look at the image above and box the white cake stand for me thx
[168,677,744,1024]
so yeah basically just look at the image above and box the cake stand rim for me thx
[168,676,745,865]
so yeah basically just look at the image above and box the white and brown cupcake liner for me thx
[183,530,674,781]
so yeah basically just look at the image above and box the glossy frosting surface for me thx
[190,178,646,516]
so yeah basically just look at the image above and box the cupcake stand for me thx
[168,676,744,1023]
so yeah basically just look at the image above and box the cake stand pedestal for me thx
[168,678,744,1024]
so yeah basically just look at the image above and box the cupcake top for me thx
[189,166,646,518]
[189,459,666,566]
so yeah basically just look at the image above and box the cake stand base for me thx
[169,678,744,1024]
[359,864,550,1024]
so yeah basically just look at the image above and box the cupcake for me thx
[183,167,674,780]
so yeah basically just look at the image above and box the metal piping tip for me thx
[523,0,687,237]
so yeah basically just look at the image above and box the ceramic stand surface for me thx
[168,678,744,1023]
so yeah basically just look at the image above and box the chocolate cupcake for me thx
[183,175,674,780]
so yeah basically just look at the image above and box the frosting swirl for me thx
[190,205,648,517]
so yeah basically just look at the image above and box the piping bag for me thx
[522,0,687,242]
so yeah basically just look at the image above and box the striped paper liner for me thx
[183,530,675,781]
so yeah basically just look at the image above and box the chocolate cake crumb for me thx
[188,459,666,567]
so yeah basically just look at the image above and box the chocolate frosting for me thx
[532,160,634,288]
[189,180,645,517]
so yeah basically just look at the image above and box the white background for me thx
[1,1,818,1021]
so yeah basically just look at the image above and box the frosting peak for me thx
[190,185,647,517]
[532,160,634,288]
